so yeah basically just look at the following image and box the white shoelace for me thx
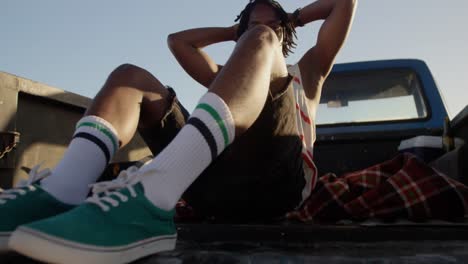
[86,166,142,212]
[0,163,51,204]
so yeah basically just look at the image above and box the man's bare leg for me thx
[210,25,289,135]
[86,64,171,146]
[41,64,173,205]
[140,25,289,210]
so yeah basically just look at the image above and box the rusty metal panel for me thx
[0,72,152,188]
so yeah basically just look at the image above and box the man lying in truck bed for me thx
[2,0,468,263]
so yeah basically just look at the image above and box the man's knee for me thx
[239,25,279,48]
[102,63,166,94]
[108,63,150,83]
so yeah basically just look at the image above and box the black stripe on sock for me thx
[73,132,111,164]
[187,117,217,161]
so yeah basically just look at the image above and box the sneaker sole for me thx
[9,227,176,264]
[0,232,11,252]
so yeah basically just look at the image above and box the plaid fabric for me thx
[287,153,468,222]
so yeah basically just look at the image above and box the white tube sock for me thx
[140,92,235,210]
[41,116,119,205]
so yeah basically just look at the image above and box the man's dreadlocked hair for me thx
[235,0,297,57]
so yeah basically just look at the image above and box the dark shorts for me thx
[139,79,305,220]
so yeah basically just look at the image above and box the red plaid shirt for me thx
[287,153,468,222]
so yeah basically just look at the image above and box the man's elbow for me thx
[167,33,195,51]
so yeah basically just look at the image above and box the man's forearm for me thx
[167,26,238,88]
[168,26,236,49]
[297,0,356,26]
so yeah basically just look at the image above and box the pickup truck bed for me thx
[3,222,468,263]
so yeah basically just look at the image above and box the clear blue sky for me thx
[1,0,467,117]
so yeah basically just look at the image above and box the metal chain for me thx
[0,142,17,160]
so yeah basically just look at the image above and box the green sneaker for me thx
[9,168,177,264]
[0,164,73,252]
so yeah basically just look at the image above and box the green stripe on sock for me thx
[196,103,230,148]
[77,122,118,154]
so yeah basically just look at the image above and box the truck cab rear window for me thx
[316,68,428,125]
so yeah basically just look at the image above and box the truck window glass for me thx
[316,68,428,125]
